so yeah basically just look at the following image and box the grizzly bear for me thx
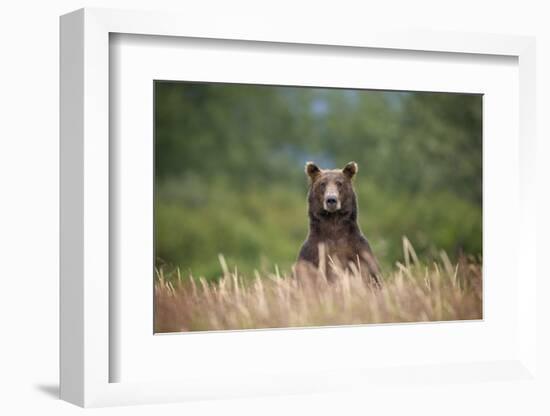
[296,161,381,286]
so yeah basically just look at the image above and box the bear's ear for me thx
[343,161,358,179]
[305,162,321,181]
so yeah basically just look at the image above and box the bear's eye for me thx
[318,182,326,190]
[335,181,343,188]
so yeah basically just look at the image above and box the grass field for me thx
[154,239,482,333]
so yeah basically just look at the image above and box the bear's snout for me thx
[323,191,341,212]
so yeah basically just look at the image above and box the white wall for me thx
[1,1,548,415]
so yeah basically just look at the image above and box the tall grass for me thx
[154,238,482,333]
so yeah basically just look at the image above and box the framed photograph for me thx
[152,81,483,334]
[60,8,538,407]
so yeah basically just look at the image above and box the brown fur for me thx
[296,161,381,286]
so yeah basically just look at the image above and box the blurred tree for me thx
[154,82,482,280]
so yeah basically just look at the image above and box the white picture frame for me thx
[60,7,538,408]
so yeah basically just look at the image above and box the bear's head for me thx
[305,161,358,216]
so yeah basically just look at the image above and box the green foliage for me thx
[155,82,482,280]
